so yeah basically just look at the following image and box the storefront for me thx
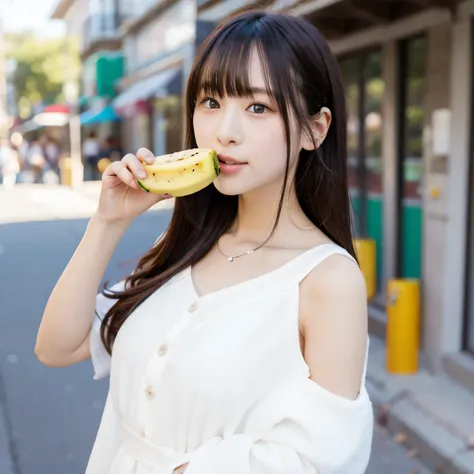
[80,51,124,176]
[340,50,384,297]
[466,149,474,353]
[112,67,183,154]
[153,94,184,156]
[464,12,474,356]
[337,40,427,310]
[397,36,426,283]
[295,0,463,372]
[111,0,198,154]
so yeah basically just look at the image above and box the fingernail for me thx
[139,171,147,179]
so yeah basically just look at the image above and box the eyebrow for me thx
[199,82,271,96]
[248,87,269,95]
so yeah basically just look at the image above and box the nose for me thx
[216,105,243,146]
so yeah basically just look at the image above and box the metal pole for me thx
[0,0,9,139]
[64,36,83,188]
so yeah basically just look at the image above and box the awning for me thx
[42,103,70,114]
[80,105,121,125]
[19,119,44,133]
[278,0,458,40]
[113,68,181,117]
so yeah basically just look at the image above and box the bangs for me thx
[191,23,282,108]
[187,11,330,152]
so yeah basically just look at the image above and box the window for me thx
[340,50,384,294]
[398,36,426,279]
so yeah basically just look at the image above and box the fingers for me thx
[122,153,148,179]
[103,149,156,190]
[108,159,140,188]
[172,464,188,474]
[136,148,156,165]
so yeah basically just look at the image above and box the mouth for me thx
[218,155,248,165]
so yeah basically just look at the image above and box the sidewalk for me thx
[367,336,474,474]
[0,182,174,224]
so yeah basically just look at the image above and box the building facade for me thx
[301,0,472,388]
[197,0,474,394]
[53,0,474,394]
[110,0,219,156]
[51,0,127,168]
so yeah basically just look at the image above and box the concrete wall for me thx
[441,15,473,359]
[125,0,196,74]
[64,0,90,41]
[422,23,452,369]
[328,10,465,368]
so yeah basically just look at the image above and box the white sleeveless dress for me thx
[86,243,373,474]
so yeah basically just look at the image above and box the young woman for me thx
[36,9,373,474]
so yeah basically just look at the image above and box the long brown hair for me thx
[100,10,356,354]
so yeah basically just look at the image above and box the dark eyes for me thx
[199,98,269,114]
[204,98,219,109]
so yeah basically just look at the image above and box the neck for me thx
[229,181,312,246]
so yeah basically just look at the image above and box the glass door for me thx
[398,36,426,280]
[466,158,474,352]
[340,50,384,295]
[464,31,474,353]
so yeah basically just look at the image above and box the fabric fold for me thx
[186,378,373,474]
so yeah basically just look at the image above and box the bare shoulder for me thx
[299,251,368,400]
[302,251,367,299]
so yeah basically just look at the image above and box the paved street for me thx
[0,207,432,474]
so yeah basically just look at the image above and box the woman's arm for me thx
[299,253,368,400]
[35,216,129,367]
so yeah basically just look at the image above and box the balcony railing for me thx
[82,13,126,52]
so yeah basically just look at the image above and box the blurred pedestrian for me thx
[82,131,101,181]
[26,140,46,183]
[101,136,124,163]
[0,139,20,191]
[43,136,61,184]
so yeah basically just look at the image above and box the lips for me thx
[218,154,247,165]
[217,154,248,175]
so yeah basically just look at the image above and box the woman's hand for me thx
[95,147,171,224]
[173,462,189,473]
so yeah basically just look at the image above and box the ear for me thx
[301,107,332,151]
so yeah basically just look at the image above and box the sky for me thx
[4,0,66,37]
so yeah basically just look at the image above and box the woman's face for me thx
[193,49,302,197]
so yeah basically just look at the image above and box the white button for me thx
[145,385,155,399]
[140,429,147,438]
[158,343,168,356]
[188,301,198,313]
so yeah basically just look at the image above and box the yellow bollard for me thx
[386,279,420,374]
[354,238,376,300]
[97,157,111,174]
[58,157,73,186]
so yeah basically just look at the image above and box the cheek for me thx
[192,113,203,145]
[192,111,212,147]
[247,120,290,171]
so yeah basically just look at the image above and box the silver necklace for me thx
[216,235,270,262]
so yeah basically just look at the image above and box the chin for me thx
[212,181,242,196]
[212,175,255,196]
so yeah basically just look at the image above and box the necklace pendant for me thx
[228,256,234,262]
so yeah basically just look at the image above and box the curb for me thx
[367,378,474,474]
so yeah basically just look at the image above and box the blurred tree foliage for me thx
[5,32,80,118]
